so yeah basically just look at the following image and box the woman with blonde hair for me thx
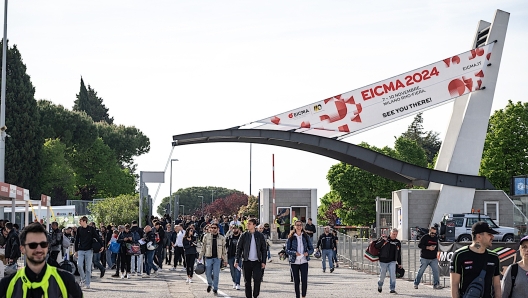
[501,235,528,298]
[286,220,314,298]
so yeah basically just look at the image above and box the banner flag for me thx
[254,43,494,138]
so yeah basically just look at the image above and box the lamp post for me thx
[169,158,179,201]
[198,196,204,217]
[180,205,185,217]
[211,190,215,203]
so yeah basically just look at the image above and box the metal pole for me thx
[139,172,143,227]
[198,196,204,217]
[0,0,9,182]
[170,161,173,201]
[180,205,185,217]
[211,190,214,203]
[249,143,252,197]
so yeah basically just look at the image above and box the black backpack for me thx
[507,263,518,298]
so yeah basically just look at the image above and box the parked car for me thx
[439,213,517,242]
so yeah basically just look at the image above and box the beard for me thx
[27,251,47,265]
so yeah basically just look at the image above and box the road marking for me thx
[195,274,232,298]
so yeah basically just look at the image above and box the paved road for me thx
[80,244,452,298]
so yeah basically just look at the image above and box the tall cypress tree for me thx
[0,41,43,197]
[73,78,113,124]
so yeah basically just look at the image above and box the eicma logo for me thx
[288,108,310,119]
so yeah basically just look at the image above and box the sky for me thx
[4,1,528,211]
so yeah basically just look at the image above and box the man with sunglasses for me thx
[0,222,83,297]
[199,223,227,296]
[414,226,442,289]
[450,221,501,298]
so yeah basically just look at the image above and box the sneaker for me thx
[322,269,326,273]
[336,263,339,268]
[154,270,159,277]
[235,284,240,290]
[85,285,90,289]
[111,274,119,278]
[207,285,212,293]
[189,278,193,283]
[378,286,382,293]
[181,268,186,271]
[120,273,124,279]
[142,274,150,278]
[126,273,130,279]
[79,281,84,287]
[330,268,334,273]
[268,259,273,263]
[186,278,189,283]
[170,267,177,271]
[434,285,443,289]
[213,290,218,296]
[390,290,397,294]
[414,285,418,289]
[233,283,236,289]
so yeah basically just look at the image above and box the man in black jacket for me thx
[375,228,402,294]
[414,226,442,289]
[316,226,335,273]
[234,219,267,298]
[74,216,104,289]
[4,223,20,265]
[48,221,63,267]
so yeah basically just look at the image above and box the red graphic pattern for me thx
[443,55,460,67]
[319,94,362,124]
[271,116,280,125]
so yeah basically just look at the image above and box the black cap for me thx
[471,221,499,235]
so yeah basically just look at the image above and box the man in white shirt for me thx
[235,219,267,298]
[170,225,186,270]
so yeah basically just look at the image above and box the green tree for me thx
[71,137,135,200]
[88,194,139,225]
[323,140,427,226]
[400,113,442,165]
[157,186,243,216]
[73,78,113,124]
[1,42,43,197]
[38,100,98,149]
[480,100,528,192]
[40,139,76,205]
[317,190,343,226]
[95,122,150,170]
[238,195,258,218]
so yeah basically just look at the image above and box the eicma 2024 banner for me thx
[256,42,494,136]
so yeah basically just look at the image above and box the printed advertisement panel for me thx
[256,43,494,137]
[513,177,526,195]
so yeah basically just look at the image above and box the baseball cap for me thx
[471,221,499,235]
[520,235,528,245]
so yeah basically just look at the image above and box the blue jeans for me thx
[105,249,113,269]
[414,258,440,286]
[321,249,334,270]
[145,250,158,275]
[93,252,105,272]
[378,261,397,291]
[228,257,241,285]
[205,258,221,291]
[77,250,93,286]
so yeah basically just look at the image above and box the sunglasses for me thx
[295,224,303,226]
[25,242,49,249]
[210,227,218,229]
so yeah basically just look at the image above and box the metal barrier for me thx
[315,226,450,287]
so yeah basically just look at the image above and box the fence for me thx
[315,226,450,288]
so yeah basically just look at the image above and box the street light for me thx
[211,190,215,203]
[169,159,179,200]
[198,196,204,217]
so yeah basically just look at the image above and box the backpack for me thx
[364,240,381,262]
[462,253,489,298]
[508,263,518,298]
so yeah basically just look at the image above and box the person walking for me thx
[92,225,106,278]
[501,235,528,298]
[375,228,402,294]
[4,223,20,266]
[48,221,63,267]
[165,224,174,265]
[235,218,267,298]
[316,226,335,273]
[171,224,186,271]
[0,223,83,297]
[199,222,227,296]
[183,226,198,283]
[414,226,442,289]
[226,224,242,290]
[130,220,144,276]
[75,216,104,289]
[304,218,316,244]
[142,225,159,278]
[117,224,135,279]
[286,220,314,298]
[450,221,501,298]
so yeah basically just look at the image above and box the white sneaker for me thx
[170,267,177,271]
[186,278,189,283]
[233,282,236,289]
[189,278,193,283]
[154,270,159,277]
[120,273,124,279]
[236,284,240,290]
[126,274,130,279]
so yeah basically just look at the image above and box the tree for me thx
[157,186,243,216]
[400,113,442,165]
[480,100,528,192]
[201,193,248,218]
[317,191,343,226]
[322,140,427,226]
[238,195,258,218]
[88,194,139,225]
[1,42,43,197]
[73,78,113,124]
[70,137,135,200]
[95,122,150,170]
[38,100,98,149]
[40,139,76,205]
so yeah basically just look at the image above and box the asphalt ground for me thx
[78,243,453,298]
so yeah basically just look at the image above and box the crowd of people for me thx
[1,214,526,298]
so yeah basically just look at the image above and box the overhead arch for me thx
[172,129,494,189]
